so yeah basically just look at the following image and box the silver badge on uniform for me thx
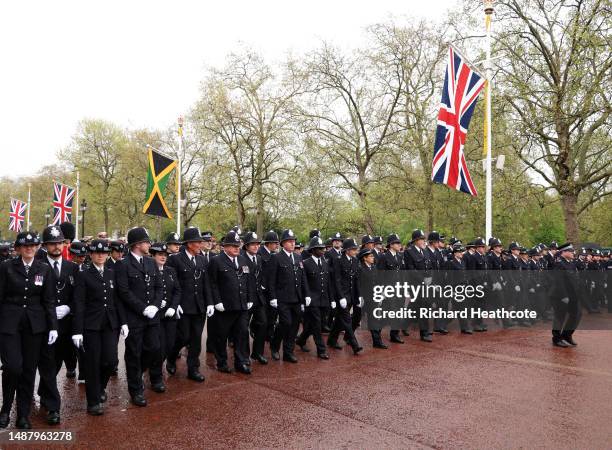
[109,280,114,289]
[35,275,44,286]
[69,275,74,285]
[242,266,250,274]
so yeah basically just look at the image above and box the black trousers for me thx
[210,310,249,368]
[248,304,268,357]
[351,305,362,331]
[83,325,118,407]
[0,316,44,418]
[159,319,178,362]
[297,306,326,355]
[410,298,431,335]
[266,305,278,342]
[271,303,301,356]
[552,298,582,341]
[170,314,205,372]
[124,324,161,396]
[328,306,359,349]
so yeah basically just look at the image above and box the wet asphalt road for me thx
[1,315,611,449]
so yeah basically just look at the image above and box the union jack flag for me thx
[8,198,27,232]
[432,46,485,196]
[51,181,75,225]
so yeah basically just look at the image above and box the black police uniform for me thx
[328,253,362,352]
[466,250,489,331]
[376,248,405,341]
[552,256,582,345]
[444,255,471,332]
[403,244,434,339]
[243,251,268,361]
[257,244,277,344]
[157,264,181,372]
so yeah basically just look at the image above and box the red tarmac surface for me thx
[1,316,612,449]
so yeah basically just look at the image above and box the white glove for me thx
[270,299,278,308]
[529,288,535,293]
[424,277,432,286]
[514,285,521,292]
[247,302,253,310]
[590,282,596,289]
[165,308,176,318]
[358,297,364,308]
[143,305,159,319]
[301,304,305,312]
[55,305,70,320]
[536,284,541,287]
[214,302,225,312]
[72,334,83,349]
[48,330,58,345]
[604,283,608,289]
[121,324,129,338]
[561,297,569,304]
[161,300,167,309]
[483,281,488,286]
[493,282,502,291]
[305,297,311,307]
[339,298,347,309]
[330,301,336,309]
[176,305,183,319]
[206,305,215,317]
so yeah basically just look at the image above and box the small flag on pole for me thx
[9,199,27,232]
[432,46,485,196]
[52,181,76,225]
[142,148,177,218]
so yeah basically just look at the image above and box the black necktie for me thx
[252,256,256,265]
[54,261,60,278]
[317,258,322,269]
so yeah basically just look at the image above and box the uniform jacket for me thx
[302,256,333,308]
[208,252,255,311]
[41,257,79,335]
[158,265,182,320]
[167,249,212,315]
[266,250,309,305]
[333,254,360,305]
[243,251,266,306]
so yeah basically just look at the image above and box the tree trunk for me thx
[560,192,579,243]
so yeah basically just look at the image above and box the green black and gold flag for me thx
[142,149,177,218]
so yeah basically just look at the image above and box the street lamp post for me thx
[45,208,51,226]
[80,199,88,238]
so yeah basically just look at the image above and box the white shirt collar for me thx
[93,263,105,272]
[185,248,197,259]
[283,249,293,258]
[130,251,143,263]
[47,255,62,267]
[311,255,319,264]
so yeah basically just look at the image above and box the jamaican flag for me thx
[142,149,177,218]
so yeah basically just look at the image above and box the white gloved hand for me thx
[72,334,83,348]
[590,282,596,289]
[514,285,521,292]
[143,305,158,318]
[529,288,535,293]
[330,301,336,309]
[55,305,70,320]
[214,302,225,312]
[536,284,541,288]
[165,308,176,318]
[561,297,570,304]
[301,304,305,312]
[424,277,433,286]
[121,324,129,338]
[358,296,364,308]
[270,299,278,308]
[206,305,215,317]
[305,297,311,307]
[247,302,253,310]
[161,300,167,309]
[48,330,58,345]
[339,298,347,309]
[483,281,488,286]
[493,282,502,291]
[176,305,183,319]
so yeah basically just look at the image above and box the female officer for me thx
[0,232,58,429]
[72,239,127,415]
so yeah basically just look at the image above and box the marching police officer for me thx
[208,230,254,374]
[486,238,506,327]
[201,231,214,267]
[70,241,89,269]
[165,232,182,255]
[0,232,58,429]
[106,241,125,269]
[358,247,387,348]
[444,242,472,334]
[376,233,405,343]
[258,230,279,346]
[115,227,163,406]
[166,227,214,382]
[71,239,127,415]
[425,231,447,334]
[552,243,582,347]
[467,237,489,332]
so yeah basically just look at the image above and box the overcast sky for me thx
[0,0,459,178]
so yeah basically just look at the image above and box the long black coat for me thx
[243,251,266,307]
[302,256,333,308]
[41,258,79,335]
[266,250,309,305]
[333,255,360,305]
[158,265,182,319]
[166,249,212,315]
[208,252,255,311]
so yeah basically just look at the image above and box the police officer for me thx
[258,230,279,346]
[70,241,89,269]
[267,229,309,363]
[486,238,506,327]
[444,242,472,334]
[0,232,58,429]
[208,230,254,374]
[115,227,163,406]
[296,236,332,359]
[165,232,182,255]
[200,231,214,267]
[71,239,127,415]
[301,229,321,261]
[37,225,80,425]
[467,237,489,332]
[106,241,125,269]
[166,227,214,382]
[358,247,387,348]
[149,243,181,380]
[425,231,448,334]
[551,243,581,347]
[376,233,405,343]
[372,236,384,262]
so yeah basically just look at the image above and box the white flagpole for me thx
[26,182,32,231]
[75,171,80,240]
[484,1,494,243]
[176,116,183,236]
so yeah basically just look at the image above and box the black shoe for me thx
[16,416,32,429]
[318,353,330,360]
[401,329,410,336]
[47,410,60,425]
[271,351,281,361]
[298,344,310,352]
[0,412,9,428]
[151,383,166,393]
[553,339,570,348]
[217,365,232,374]
[166,361,176,375]
[66,369,76,379]
[352,345,363,355]
[188,371,205,382]
[131,394,147,407]
[235,364,251,375]
[87,404,104,416]
[420,334,433,343]
[563,336,578,346]
[390,336,404,344]
[434,328,449,335]
[282,354,298,363]
[373,342,388,349]
[251,353,268,365]
[100,391,107,403]
[473,325,486,332]
[461,329,473,335]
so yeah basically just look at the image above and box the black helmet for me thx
[330,232,342,242]
[549,241,558,249]
[89,239,111,253]
[221,230,242,246]
[149,242,168,254]
[449,236,459,246]
[165,232,181,245]
[110,240,125,252]
[309,229,321,239]
[357,247,375,260]
[386,233,401,247]
[42,225,64,244]
[488,237,502,247]
[519,247,528,254]
[69,241,88,256]
[232,225,242,236]
[308,236,326,249]
[324,238,333,247]
[59,221,76,242]
[473,237,486,247]
[15,231,40,247]
[342,238,359,251]
[182,227,204,243]
[295,241,304,249]
[373,236,383,245]
[527,247,538,257]
[410,229,426,243]
[263,230,279,243]
[243,231,262,246]
[427,231,441,242]
[127,227,151,247]
[360,234,373,245]
[452,242,465,253]
[280,229,297,243]
[201,230,213,241]
[508,242,521,251]
[466,240,476,248]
